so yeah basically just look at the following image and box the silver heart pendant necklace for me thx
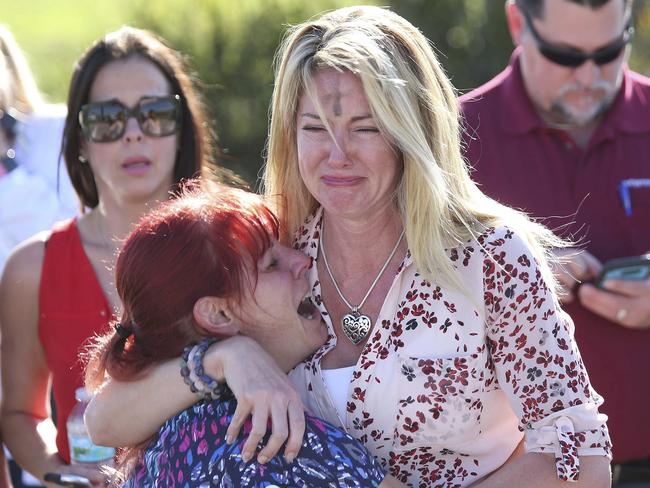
[319,222,405,345]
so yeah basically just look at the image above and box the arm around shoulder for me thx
[84,335,278,447]
[85,357,197,446]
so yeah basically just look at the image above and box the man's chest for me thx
[469,132,650,257]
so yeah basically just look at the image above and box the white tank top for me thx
[321,365,356,423]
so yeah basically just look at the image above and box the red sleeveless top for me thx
[38,219,113,463]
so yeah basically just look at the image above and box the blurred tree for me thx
[0,0,134,103]
[130,0,378,183]
[125,0,648,183]
[631,0,650,71]
[391,0,648,91]
[389,0,513,93]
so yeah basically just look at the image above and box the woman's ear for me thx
[193,297,240,337]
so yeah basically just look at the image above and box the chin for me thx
[297,313,326,346]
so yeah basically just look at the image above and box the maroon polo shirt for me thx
[460,51,650,463]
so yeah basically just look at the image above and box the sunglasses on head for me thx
[521,8,634,68]
[79,95,181,143]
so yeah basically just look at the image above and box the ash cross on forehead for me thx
[332,75,342,116]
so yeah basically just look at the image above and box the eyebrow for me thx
[300,112,374,122]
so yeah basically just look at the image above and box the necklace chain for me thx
[95,213,119,255]
[319,223,405,313]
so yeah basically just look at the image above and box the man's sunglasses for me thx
[79,95,181,143]
[521,8,634,68]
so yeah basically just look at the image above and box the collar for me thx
[498,49,546,135]
[601,67,650,135]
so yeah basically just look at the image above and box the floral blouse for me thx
[125,398,385,487]
[288,208,611,487]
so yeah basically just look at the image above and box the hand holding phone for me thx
[577,254,650,328]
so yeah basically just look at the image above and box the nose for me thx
[328,133,351,168]
[283,247,311,279]
[123,116,143,142]
[573,59,599,87]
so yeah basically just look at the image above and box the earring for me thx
[78,155,88,164]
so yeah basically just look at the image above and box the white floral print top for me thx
[289,209,611,487]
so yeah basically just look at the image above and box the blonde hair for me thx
[263,5,563,291]
[0,25,44,113]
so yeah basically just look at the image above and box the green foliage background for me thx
[2,0,648,183]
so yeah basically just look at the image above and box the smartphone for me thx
[594,254,650,288]
[43,473,92,487]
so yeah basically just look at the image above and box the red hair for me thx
[85,180,278,389]
[84,180,279,481]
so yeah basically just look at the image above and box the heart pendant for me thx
[341,312,372,345]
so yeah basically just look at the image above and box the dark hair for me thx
[62,27,214,208]
[515,0,632,19]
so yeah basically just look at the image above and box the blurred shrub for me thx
[132,0,649,183]
[130,0,379,183]
[0,0,135,104]
[389,0,513,93]
[2,0,624,183]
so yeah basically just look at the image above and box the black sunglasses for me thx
[521,8,634,68]
[79,95,181,143]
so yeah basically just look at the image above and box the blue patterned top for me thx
[124,398,385,487]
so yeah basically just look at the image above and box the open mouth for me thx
[122,157,152,173]
[297,294,318,320]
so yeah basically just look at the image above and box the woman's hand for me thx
[206,336,306,463]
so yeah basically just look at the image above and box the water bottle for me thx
[67,387,115,466]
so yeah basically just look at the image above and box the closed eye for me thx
[262,258,278,271]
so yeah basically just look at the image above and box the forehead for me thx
[301,69,368,107]
[536,0,627,49]
[89,56,171,104]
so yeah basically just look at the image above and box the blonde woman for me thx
[85,6,611,487]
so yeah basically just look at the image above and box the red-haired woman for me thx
[0,27,212,486]
[84,183,389,487]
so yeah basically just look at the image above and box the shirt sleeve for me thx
[482,227,611,482]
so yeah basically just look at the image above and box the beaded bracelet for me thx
[180,344,200,395]
[180,338,230,400]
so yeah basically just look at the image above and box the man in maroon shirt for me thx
[460,0,650,484]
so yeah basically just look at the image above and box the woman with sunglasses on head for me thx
[84,182,394,487]
[0,26,212,487]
